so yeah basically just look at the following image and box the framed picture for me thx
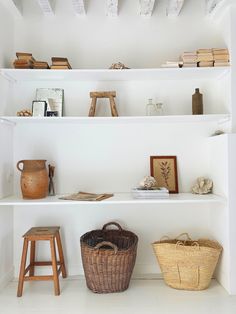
[150,156,179,193]
[32,101,47,117]
[36,88,64,117]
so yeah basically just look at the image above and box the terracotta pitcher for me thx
[17,160,49,199]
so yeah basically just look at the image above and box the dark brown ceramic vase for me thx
[192,88,203,115]
[17,160,49,199]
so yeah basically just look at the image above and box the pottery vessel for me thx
[17,160,48,199]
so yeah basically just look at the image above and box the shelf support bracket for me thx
[0,118,15,126]
[0,71,17,84]
[139,0,156,17]
[36,0,54,16]
[205,0,224,16]
[166,0,185,17]
[72,0,86,16]
[0,0,23,18]
[107,0,118,17]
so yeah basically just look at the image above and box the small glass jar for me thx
[156,102,164,115]
[146,99,157,116]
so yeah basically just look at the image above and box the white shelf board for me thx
[0,67,230,82]
[0,193,226,206]
[0,114,231,125]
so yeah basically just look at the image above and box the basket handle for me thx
[175,233,192,241]
[102,222,123,231]
[94,241,118,254]
[176,240,200,250]
[160,235,170,242]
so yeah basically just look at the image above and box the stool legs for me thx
[17,239,29,297]
[56,232,67,278]
[50,238,60,296]
[29,241,35,276]
[17,228,66,297]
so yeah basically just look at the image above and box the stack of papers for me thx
[131,187,169,199]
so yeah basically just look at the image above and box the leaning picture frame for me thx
[32,100,47,117]
[35,88,64,117]
[150,156,179,193]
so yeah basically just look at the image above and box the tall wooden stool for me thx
[88,91,119,117]
[17,226,67,297]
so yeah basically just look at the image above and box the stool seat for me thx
[23,226,60,239]
[17,226,67,297]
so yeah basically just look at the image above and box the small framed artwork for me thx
[46,111,58,117]
[32,101,47,117]
[36,88,64,117]
[150,156,179,193]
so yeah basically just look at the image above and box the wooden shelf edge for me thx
[0,67,230,82]
[0,193,226,206]
[0,114,231,125]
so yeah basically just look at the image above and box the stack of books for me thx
[33,61,49,69]
[161,61,183,68]
[13,52,35,69]
[197,49,214,67]
[50,57,72,69]
[181,52,198,67]
[213,48,230,66]
[131,187,169,199]
[13,52,49,69]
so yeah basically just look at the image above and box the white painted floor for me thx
[0,279,236,314]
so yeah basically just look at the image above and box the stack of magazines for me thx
[131,187,169,199]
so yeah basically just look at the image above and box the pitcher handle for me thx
[17,160,24,172]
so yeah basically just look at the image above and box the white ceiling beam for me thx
[0,0,22,18]
[107,0,118,17]
[37,0,54,16]
[167,0,185,17]
[205,0,224,15]
[72,0,86,16]
[140,0,156,17]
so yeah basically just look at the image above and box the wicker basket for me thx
[80,222,138,293]
[152,233,222,291]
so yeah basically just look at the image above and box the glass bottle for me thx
[192,88,203,115]
[146,99,157,116]
[156,102,164,115]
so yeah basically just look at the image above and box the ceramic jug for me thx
[17,160,49,199]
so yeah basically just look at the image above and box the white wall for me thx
[0,2,15,289]
[0,2,15,115]
[13,122,217,195]
[0,123,14,289]
[13,0,226,68]
[0,3,14,68]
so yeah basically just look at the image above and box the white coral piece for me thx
[192,177,213,194]
[139,176,157,189]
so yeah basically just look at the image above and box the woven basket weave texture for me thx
[152,233,222,291]
[80,222,138,293]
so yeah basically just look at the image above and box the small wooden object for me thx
[88,91,119,117]
[48,164,55,196]
[17,226,67,297]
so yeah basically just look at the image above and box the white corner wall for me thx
[0,3,14,67]
[0,3,14,289]
[0,122,14,290]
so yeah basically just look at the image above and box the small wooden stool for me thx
[17,226,67,297]
[88,91,119,117]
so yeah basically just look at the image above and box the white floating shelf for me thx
[0,114,231,125]
[0,193,226,206]
[0,67,230,82]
